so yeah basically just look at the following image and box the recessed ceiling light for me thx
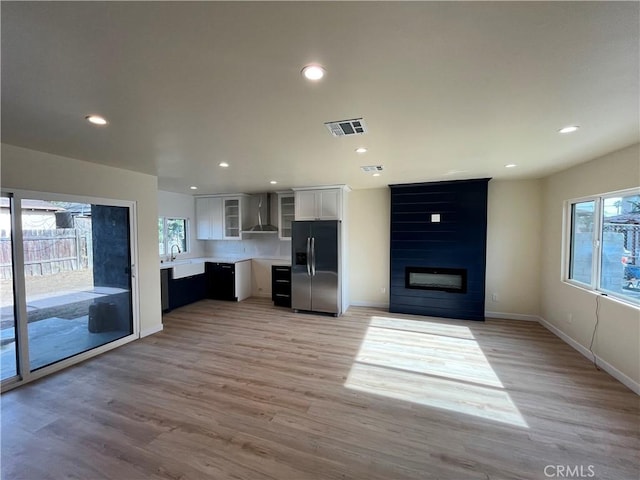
[373,173,381,177]
[301,64,325,81]
[85,115,107,125]
[190,186,198,190]
[505,164,517,168]
[355,147,368,154]
[270,180,277,185]
[559,125,580,134]
[219,162,229,168]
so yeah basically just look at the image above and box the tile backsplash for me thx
[204,236,291,259]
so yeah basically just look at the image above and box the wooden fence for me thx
[0,229,90,280]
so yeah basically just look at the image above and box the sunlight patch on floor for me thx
[345,316,529,428]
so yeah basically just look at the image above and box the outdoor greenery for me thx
[158,217,187,256]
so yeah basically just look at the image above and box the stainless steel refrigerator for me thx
[291,220,341,315]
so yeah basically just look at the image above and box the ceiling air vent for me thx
[325,118,367,137]
[360,165,383,173]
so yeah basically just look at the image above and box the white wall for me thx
[486,180,542,318]
[348,182,544,317]
[348,188,390,307]
[540,143,640,388]
[1,143,162,336]
[341,188,350,313]
[158,190,205,259]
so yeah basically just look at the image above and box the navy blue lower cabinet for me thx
[167,272,207,310]
[389,178,490,321]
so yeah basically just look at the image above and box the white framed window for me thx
[158,217,188,257]
[565,187,640,306]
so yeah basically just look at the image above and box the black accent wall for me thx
[92,205,131,290]
[389,178,490,321]
[91,205,133,331]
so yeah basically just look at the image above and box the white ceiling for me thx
[2,2,638,195]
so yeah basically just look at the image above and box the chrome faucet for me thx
[170,244,181,261]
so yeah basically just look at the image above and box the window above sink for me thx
[159,217,189,258]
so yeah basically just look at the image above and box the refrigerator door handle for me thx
[306,237,311,276]
[311,237,316,276]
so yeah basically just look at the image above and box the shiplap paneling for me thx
[389,179,490,321]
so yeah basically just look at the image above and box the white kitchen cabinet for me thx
[277,192,295,240]
[293,186,348,221]
[195,197,223,240]
[195,194,248,240]
[234,259,252,301]
[223,196,242,239]
[294,190,317,220]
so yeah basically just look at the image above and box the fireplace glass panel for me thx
[405,267,467,293]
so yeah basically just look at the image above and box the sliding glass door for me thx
[1,191,137,388]
[0,194,18,381]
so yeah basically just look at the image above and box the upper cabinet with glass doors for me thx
[195,194,249,240]
[223,196,244,239]
[277,192,295,240]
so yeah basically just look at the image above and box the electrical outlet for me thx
[567,313,573,324]
[491,293,499,302]
[381,287,387,294]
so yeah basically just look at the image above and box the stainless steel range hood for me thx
[244,193,278,233]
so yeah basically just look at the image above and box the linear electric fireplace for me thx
[405,267,467,294]
[389,178,489,321]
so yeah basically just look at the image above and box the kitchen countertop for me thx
[160,256,290,269]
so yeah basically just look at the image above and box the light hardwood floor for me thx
[1,298,638,479]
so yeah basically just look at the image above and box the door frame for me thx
[0,188,140,392]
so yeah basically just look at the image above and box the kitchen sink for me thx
[172,261,205,279]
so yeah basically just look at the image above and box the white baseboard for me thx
[485,311,541,322]
[140,324,163,338]
[538,317,640,395]
[591,354,640,396]
[538,317,594,359]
